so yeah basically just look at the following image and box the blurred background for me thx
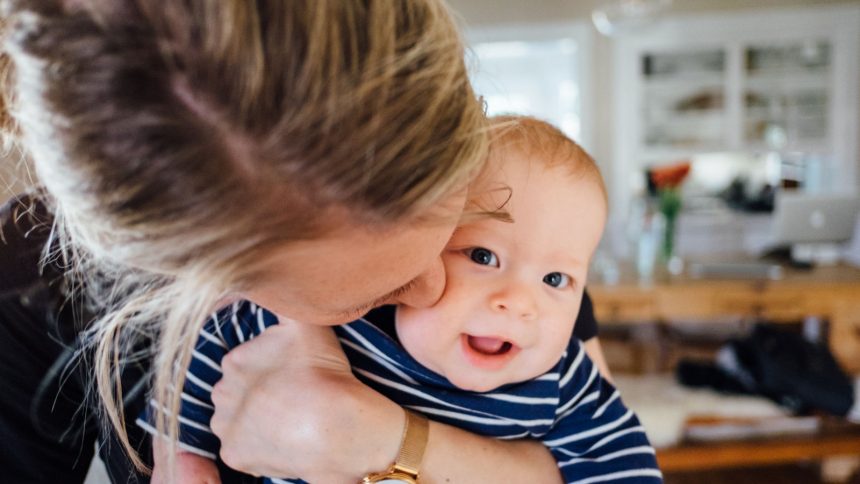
[446,0,860,483]
[3,1,860,483]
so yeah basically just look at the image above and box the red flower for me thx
[650,161,691,189]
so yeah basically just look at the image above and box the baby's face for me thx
[396,150,607,392]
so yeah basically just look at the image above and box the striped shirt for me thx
[139,301,662,484]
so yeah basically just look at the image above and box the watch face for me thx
[363,472,417,484]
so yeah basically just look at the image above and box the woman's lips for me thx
[460,334,520,370]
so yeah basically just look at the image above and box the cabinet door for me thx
[640,47,727,152]
[742,40,832,152]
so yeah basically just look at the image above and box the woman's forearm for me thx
[582,336,613,383]
[421,420,563,484]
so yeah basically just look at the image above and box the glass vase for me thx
[658,188,683,274]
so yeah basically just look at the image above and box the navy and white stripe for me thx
[139,301,662,483]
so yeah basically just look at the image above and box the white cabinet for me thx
[611,6,860,219]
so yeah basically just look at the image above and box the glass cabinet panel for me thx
[641,49,726,150]
[742,40,831,149]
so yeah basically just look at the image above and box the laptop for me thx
[771,193,860,245]
[690,193,860,277]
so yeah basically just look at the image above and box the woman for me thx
[0,1,610,481]
[0,195,608,483]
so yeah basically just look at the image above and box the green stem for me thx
[662,213,676,261]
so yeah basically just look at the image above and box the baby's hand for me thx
[151,439,221,484]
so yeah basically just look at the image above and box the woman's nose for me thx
[394,256,446,308]
[490,283,538,321]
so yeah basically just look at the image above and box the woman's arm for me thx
[210,322,564,483]
[422,419,562,484]
[576,290,613,383]
[583,336,613,383]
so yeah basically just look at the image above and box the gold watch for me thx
[361,410,429,484]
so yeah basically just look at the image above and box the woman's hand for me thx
[209,320,404,482]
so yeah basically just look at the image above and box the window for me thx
[466,23,593,150]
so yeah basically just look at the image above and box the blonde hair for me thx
[459,115,607,224]
[0,0,487,473]
[488,115,606,201]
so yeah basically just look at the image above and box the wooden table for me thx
[588,261,860,373]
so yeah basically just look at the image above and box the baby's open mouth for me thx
[467,335,514,356]
[461,334,520,370]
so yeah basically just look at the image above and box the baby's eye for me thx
[543,272,571,289]
[466,247,499,267]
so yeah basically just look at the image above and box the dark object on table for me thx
[677,324,854,416]
[720,177,775,213]
[677,360,755,395]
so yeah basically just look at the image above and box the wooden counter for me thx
[588,261,860,372]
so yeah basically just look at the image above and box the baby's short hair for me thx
[488,115,607,203]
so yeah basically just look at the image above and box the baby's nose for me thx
[490,283,538,321]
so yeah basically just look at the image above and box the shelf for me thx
[640,144,729,159]
[742,140,830,153]
[744,74,830,92]
[648,109,724,119]
[743,109,827,119]
[643,77,724,91]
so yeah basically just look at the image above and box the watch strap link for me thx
[392,410,429,476]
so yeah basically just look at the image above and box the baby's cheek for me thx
[395,307,448,368]
[397,305,436,333]
[534,327,575,374]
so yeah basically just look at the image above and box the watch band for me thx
[361,410,429,483]
[391,410,429,476]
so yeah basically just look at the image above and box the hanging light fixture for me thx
[591,0,673,36]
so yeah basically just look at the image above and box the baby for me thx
[141,116,662,483]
